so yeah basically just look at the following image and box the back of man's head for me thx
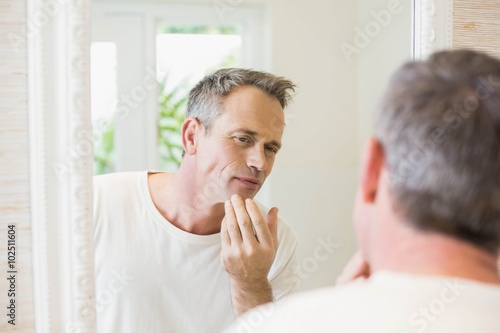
[376,49,500,253]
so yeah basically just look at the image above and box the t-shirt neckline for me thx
[139,170,221,244]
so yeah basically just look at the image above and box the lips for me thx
[235,177,260,189]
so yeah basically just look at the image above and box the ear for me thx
[182,117,203,156]
[360,138,385,203]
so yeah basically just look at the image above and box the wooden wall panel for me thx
[0,0,36,332]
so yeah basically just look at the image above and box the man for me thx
[93,68,299,332]
[225,49,500,332]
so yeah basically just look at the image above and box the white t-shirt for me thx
[225,271,500,333]
[93,171,299,333]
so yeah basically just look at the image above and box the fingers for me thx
[266,207,279,250]
[230,195,258,244]
[223,195,278,248]
[336,250,371,285]
[221,196,279,286]
[220,216,231,247]
[245,199,272,246]
[224,199,242,245]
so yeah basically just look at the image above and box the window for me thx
[91,42,117,174]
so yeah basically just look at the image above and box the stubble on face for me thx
[195,85,285,203]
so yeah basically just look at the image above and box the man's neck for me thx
[147,169,225,235]
[371,222,500,285]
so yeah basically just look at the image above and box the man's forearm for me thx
[230,279,273,316]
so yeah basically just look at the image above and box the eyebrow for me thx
[229,128,282,149]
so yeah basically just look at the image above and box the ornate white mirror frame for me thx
[7,0,497,332]
[413,0,453,59]
[28,0,96,331]
[1,0,94,332]
[29,0,96,330]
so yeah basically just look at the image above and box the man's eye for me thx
[266,146,278,153]
[236,137,249,143]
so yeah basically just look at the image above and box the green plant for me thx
[157,75,189,171]
[93,120,115,175]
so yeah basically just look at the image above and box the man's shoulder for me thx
[241,273,500,332]
[93,171,147,209]
[93,171,147,193]
[270,271,500,316]
[94,170,143,184]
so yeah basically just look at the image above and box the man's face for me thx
[195,85,285,202]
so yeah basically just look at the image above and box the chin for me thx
[239,193,256,200]
[227,188,258,200]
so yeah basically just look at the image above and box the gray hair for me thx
[376,49,500,252]
[186,68,296,131]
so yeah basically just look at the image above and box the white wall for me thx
[271,0,412,290]
[357,0,413,150]
[265,0,359,290]
[93,0,413,290]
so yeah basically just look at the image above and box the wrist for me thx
[230,276,271,292]
[229,278,274,316]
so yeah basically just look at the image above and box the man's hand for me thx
[220,194,279,316]
[335,250,371,285]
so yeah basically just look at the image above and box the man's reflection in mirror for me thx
[93,69,300,332]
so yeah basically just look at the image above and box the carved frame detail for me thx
[28,0,96,332]
[413,0,453,59]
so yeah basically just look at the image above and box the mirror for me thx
[88,0,414,296]
[8,1,496,332]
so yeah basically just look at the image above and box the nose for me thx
[247,146,268,172]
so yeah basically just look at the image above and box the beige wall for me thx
[357,0,413,150]
[273,0,412,290]
[266,0,358,290]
